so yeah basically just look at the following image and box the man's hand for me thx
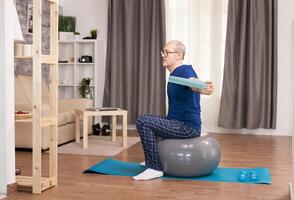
[201,81,214,95]
[189,78,214,95]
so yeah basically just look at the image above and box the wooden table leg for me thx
[83,113,88,149]
[75,110,80,143]
[122,113,127,147]
[111,115,117,142]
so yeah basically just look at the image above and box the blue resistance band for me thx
[168,76,206,91]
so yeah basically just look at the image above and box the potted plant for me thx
[78,78,92,98]
[90,29,97,39]
[74,32,80,40]
[58,15,76,40]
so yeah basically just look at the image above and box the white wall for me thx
[0,0,16,195]
[59,0,108,108]
[0,0,7,195]
[277,0,294,136]
[59,0,108,41]
[279,0,294,197]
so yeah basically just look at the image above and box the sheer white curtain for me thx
[165,0,228,132]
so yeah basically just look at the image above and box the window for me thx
[165,0,228,131]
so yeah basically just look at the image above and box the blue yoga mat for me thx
[84,159,271,184]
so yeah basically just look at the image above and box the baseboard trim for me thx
[204,128,293,136]
[7,182,17,195]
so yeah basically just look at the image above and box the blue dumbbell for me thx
[238,170,248,182]
[249,170,258,181]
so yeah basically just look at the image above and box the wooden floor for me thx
[5,131,292,200]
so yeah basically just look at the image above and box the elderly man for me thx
[133,40,214,181]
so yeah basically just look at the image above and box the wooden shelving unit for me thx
[15,0,58,194]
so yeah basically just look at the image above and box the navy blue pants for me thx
[136,114,201,171]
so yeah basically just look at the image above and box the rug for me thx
[84,159,272,184]
[54,136,140,156]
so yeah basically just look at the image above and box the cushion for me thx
[15,75,50,106]
[58,111,76,126]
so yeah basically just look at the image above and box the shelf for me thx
[17,0,58,194]
[15,116,57,127]
[15,55,57,65]
[59,85,95,87]
[60,85,95,87]
[75,39,96,43]
[58,38,97,101]
[58,63,95,65]
[16,176,56,192]
[59,39,96,43]
[42,55,57,64]
[76,63,95,65]
[59,84,75,87]
[58,40,74,44]
[47,0,57,3]
[15,56,33,59]
[58,63,74,65]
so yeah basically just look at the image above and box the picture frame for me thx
[27,3,33,34]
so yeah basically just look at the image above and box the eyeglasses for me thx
[161,50,178,56]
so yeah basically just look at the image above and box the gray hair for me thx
[168,40,186,60]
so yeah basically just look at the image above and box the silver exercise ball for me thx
[157,136,221,177]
